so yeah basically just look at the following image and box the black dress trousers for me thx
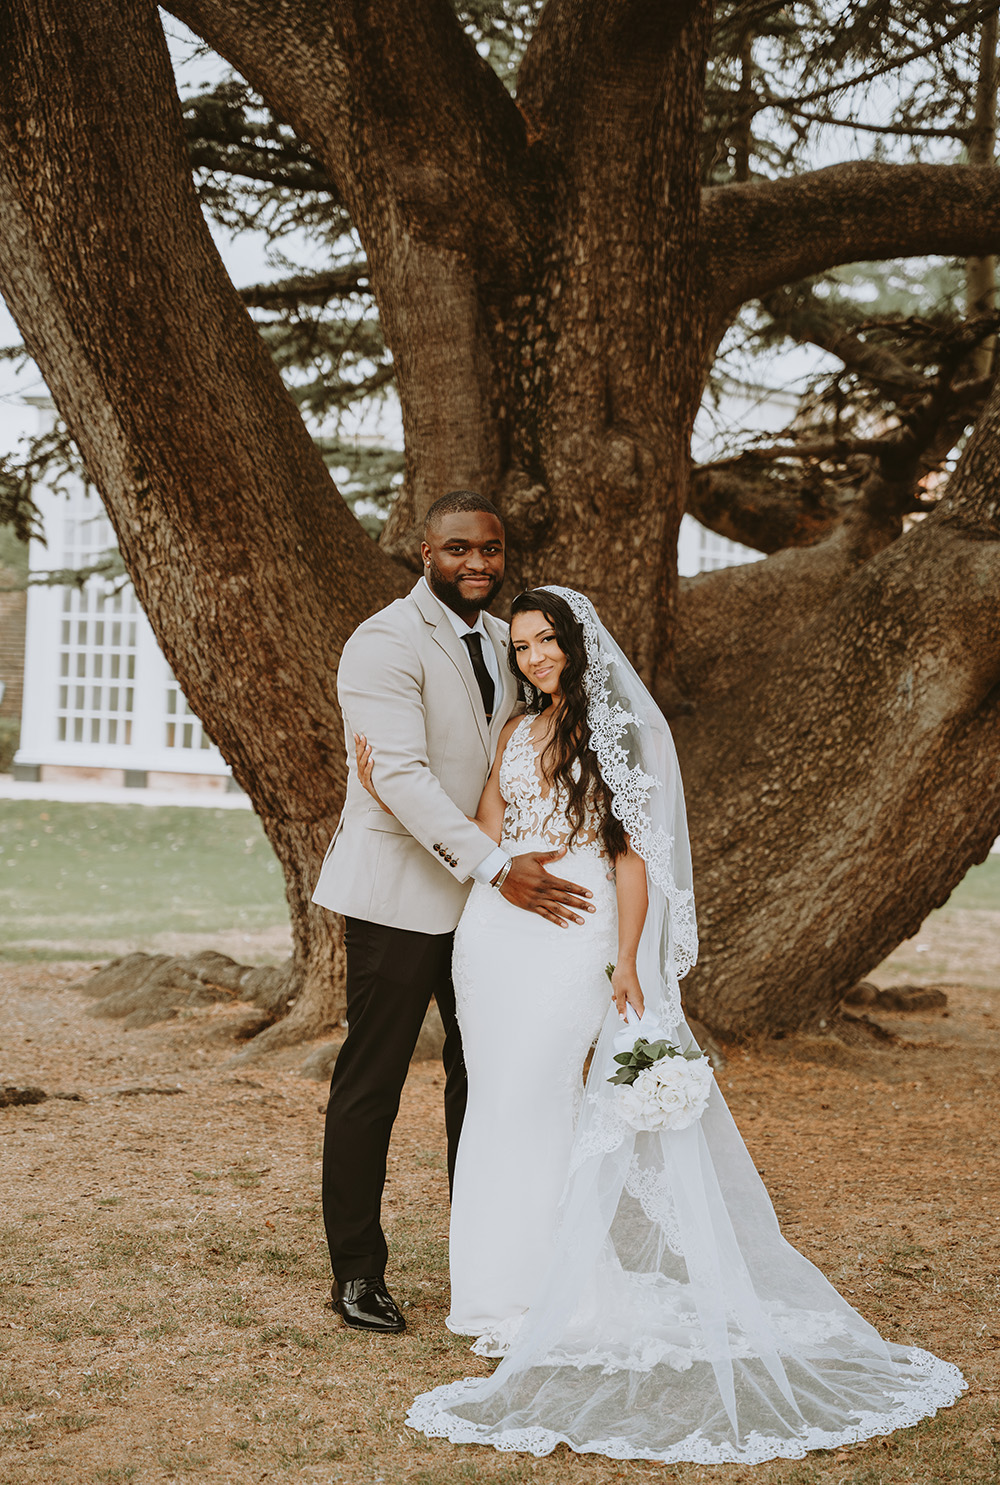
[322,916,467,1283]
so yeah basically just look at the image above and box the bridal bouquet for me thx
[607,1033,713,1133]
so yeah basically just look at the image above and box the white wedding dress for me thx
[448,714,618,1349]
[409,590,965,1465]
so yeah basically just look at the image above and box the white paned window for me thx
[56,587,137,747]
[677,515,764,578]
[55,506,137,745]
[697,524,761,572]
[165,680,213,751]
[16,437,231,781]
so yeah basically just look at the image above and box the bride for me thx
[357,584,965,1465]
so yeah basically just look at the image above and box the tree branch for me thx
[779,108,969,142]
[240,265,371,310]
[758,4,996,112]
[518,0,709,145]
[168,0,533,282]
[183,83,341,194]
[187,143,337,193]
[688,461,847,552]
[703,162,1000,320]
[692,317,997,558]
[513,0,715,500]
[0,0,395,790]
[758,287,927,394]
[291,360,397,413]
[514,0,710,179]
[169,0,536,527]
[730,435,906,462]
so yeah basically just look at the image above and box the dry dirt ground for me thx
[1,961,998,1485]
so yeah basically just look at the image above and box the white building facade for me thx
[15,474,234,792]
[677,514,762,577]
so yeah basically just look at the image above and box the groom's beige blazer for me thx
[312,579,520,934]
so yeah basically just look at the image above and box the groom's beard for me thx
[427,561,504,614]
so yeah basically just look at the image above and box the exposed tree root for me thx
[76,950,292,1032]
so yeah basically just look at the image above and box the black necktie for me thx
[462,632,495,722]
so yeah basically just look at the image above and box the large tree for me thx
[1,0,999,1047]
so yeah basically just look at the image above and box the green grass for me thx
[944,852,1000,912]
[873,853,1000,989]
[0,800,289,960]
[0,795,994,967]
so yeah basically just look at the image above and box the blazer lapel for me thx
[412,581,491,755]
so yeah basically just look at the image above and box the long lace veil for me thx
[539,586,697,1029]
[407,588,965,1465]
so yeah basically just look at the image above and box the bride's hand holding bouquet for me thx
[609,957,644,1021]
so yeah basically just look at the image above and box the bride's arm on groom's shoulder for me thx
[354,716,516,846]
[611,839,648,1019]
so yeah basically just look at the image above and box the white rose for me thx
[615,1077,660,1129]
[615,1056,712,1132]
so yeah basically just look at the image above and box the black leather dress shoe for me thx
[331,1276,406,1333]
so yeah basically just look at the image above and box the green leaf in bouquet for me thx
[605,963,616,982]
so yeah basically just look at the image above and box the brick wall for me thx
[0,566,26,723]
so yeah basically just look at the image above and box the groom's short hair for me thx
[424,490,504,537]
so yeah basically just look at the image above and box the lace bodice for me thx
[499,715,604,856]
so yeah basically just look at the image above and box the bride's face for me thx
[510,610,567,699]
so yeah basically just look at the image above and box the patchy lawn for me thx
[0,801,290,963]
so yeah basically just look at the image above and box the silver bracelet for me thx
[492,857,513,890]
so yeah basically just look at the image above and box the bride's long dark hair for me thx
[508,590,627,861]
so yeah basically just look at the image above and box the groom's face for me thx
[421,512,506,618]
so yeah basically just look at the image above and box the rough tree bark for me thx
[0,0,408,1047]
[165,0,716,683]
[2,0,1000,1041]
[672,451,1000,1031]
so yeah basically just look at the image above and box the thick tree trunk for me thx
[169,0,715,669]
[168,0,535,569]
[0,0,409,1044]
[3,0,1000,1053]
[506,2,714,683]
[673,450,1000,1034]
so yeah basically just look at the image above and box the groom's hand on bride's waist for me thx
[494,848,595,926]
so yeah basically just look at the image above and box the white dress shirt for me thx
[422,576,510,886]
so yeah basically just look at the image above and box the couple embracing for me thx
[312,490,964,1465]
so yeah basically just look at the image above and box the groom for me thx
[313,490,594,1332]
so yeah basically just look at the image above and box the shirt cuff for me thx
[470,846,510,886]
